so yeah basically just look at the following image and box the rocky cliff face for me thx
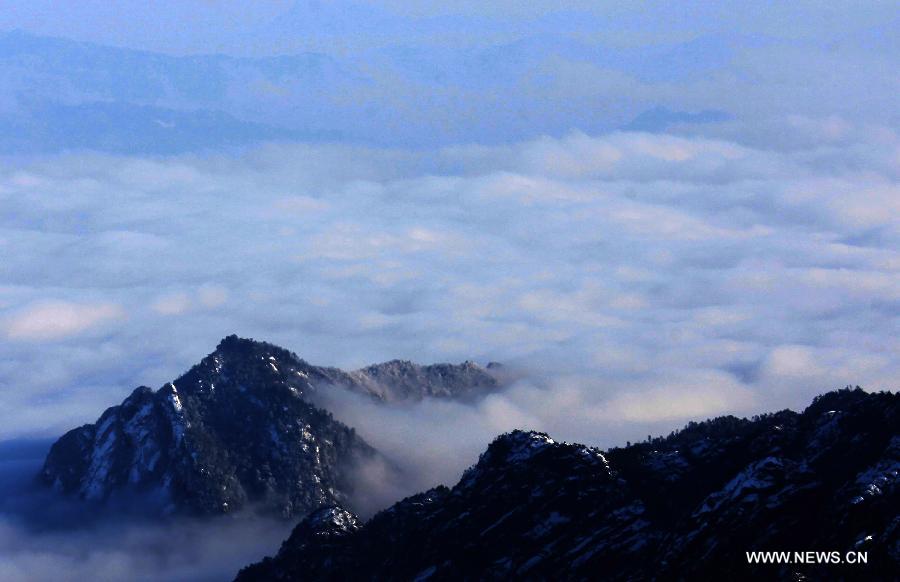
[237,388,899,580]
[40,335,501,517]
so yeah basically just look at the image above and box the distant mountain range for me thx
[237,388,899,581]
[40,335,501,517]
[0,30,731,153]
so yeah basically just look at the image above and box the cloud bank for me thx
[1,123,896,447]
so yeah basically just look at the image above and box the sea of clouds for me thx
[2,120,897,444]
[0,120,897,579]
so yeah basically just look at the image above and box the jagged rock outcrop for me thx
[348,359,499,402]
[40,335,501,516]
[237,388,899,581]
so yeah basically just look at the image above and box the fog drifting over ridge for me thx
[1,123,897,445]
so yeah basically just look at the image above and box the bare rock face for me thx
[237,388,899,581]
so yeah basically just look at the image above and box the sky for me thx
[1,2,897,57]
[0,1,897,446]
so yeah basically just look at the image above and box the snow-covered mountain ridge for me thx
[40,335,501,517]
[237,387,899,580]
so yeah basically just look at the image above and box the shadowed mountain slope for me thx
[40,335,500,517]
[237,388,899,580]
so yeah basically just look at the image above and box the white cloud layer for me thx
[4,301,125,341]
[0,123,897,445]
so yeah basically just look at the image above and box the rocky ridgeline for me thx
[237,388,899,580]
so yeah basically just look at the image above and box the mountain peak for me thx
[213,334,299,361]
[457,430,612,494]
[40,338,377,517]
[41,337,507,517]
[804,385,869,416]
[215,333,244,349]
[491,430,557,463]
[480,430,610,469]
